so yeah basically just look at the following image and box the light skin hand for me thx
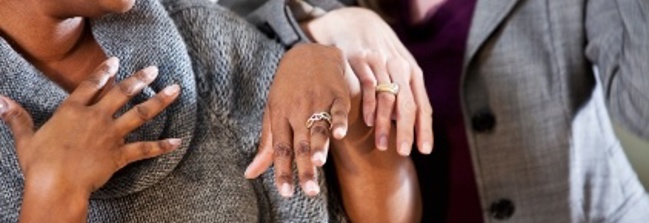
[0,58,182,223]
[301,7,435,156]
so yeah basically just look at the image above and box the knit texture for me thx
[0,0,344,222]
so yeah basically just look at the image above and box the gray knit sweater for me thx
[0,0,343,222]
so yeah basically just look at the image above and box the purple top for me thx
[391,0,482,222]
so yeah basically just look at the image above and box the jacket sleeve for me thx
[585,0,649,140]
[219,0,344,47]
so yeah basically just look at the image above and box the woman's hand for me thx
[301,7,434,156]
[0,58,181,222]
[245,43,350,198]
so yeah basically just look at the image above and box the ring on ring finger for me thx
[376,83,400,95]
[306,112,332,129]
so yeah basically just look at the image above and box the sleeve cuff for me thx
[245,0,343,48]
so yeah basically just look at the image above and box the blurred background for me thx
[615,124,649,191]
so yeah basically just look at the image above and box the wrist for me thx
[23,171,91,207]
[21,174,90,222]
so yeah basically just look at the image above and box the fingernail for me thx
[421,142,432,155]
[378,135,388,151]
[305,180,320,196]
[312,152,326,166]
[106,57,120,75]
[399,142,411,156]
[142,66,159,80]
[365,114,374,127]
[244,166,254,179]
[333,127,347,139]
[0,98,7,115]
[168,138,182,146]
[280,183,293,197]
[163,84,180,96]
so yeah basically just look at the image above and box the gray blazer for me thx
[232,0,649,222]
[462,0,649,222]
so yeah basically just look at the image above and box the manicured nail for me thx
[333,127,347,139]
[365,114,374,127]
[244,166,254,178]
[163,84,180,96]
[0,98,7,115]
[168,138,182,146]
[106,57,120,75]
[312,152,326,166]
[399,142,411,156]
[378,135,388,151]
[280,183,293,197]
[421,142,432,154]
[305,180,320,196]
[142,66,159,80]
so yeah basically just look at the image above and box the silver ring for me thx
[306,112,332,129]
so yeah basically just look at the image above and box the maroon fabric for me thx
[390,0,483,222]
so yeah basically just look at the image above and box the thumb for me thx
[244,106,274,179]
[0,96,35,146]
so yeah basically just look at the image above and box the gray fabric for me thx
[0,0,344,222]
[218,0,343,47]
[463,0,649,222]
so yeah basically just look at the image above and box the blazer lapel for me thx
[464,0,520,68]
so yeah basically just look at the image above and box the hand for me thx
[301,7,434,156]
[0,57,182,199]
[244,43,350,198]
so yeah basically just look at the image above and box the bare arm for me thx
[329,74,422,222]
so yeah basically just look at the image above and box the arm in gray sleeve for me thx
[585,0,649,139]
[219,0,343,47]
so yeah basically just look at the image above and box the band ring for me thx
[306,112,332,129]
[376,83,400,95]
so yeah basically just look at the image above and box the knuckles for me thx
[134,104,151,121]
[273,143,293,158]
[310,125,329,137]
[295,140,311,157]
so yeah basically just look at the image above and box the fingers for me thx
[270,113,295,198]
[411,68,434,154]
[118,138,182,169]
[114,84,180,135]
[394,85,417,156]
[245,106,274,179]
[330,97,350,140]
[388,59,417,156]
[349,56,377,127]
[292,122,320,197]
[309,120,330,167]
[368,55,395,151]
[0,96,35,147]
[68,57,119,105]
[95,66,159,115]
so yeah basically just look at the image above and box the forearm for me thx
[20,176,89,223]
[331,122,422,222]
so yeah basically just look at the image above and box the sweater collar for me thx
[0,0,198,199]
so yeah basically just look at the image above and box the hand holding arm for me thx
[244,43,422,222]
[300,7,434,156]
[245,43,351,197]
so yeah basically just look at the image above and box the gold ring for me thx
[306,112,332,129]
[376,83,400,95]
